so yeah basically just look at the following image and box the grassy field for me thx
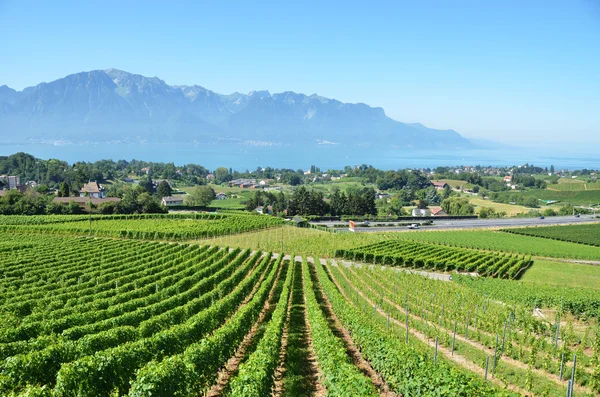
[519,258,600,289]
[390,229,600,260]
[495,189,600,206]
[469,196,554,215]
[502,223,600,246]
[548,178,600,191]
[434,179,476,190]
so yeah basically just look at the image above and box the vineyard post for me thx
[569,354,577,396]
[387,311,390,330]
[434,336,438,365]
[502,322,507,352]
[440,303,444,327]
[474,305,478,331]
[555,322,561,353]
[465,311,469,338]
[492,334,499,377]
[405,312,409,343]
[484,356,489,380]
[559,352,565,381]
[567,380,572,397]
[452,320,457,355]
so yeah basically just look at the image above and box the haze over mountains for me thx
[0,69,473,150]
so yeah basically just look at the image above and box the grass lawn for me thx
[434,179,476,190]
[548,178,600,191]
[520,259,600,290]
[469,197,554,216]
[494,189,600,206]
[208,197,246,210]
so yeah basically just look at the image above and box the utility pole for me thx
[87,199,93,237]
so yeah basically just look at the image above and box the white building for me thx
[79,181,106,198]
[161,196,184,206]
[412,208,431,217]
[0,175,21,190]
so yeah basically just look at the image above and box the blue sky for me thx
[0,0,599,144]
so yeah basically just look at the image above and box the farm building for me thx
[412,208,431,217]
[161,196,184,206]
[429,206,447,216]
[431,181,449,190]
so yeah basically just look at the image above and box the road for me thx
[311,215,599,232]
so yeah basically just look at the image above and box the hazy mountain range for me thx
[0,69,474,149]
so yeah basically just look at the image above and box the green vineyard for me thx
[0,213,285,241]
[501,223,600,247]
[335,240,533,278]
[0,218,598,397]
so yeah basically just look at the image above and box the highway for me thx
[311,215,599,232]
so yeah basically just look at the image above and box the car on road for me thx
[407,224,419,229]
[539,215,545,219]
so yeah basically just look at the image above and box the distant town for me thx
[1,152,598,219]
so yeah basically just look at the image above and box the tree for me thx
[523,197,540,208]
[215,167,231,184]
[424,187,441,205]
[415,199,428,210]
[329,188,347,216]
[185,186,216,206]
[441,197,474,215]
[478,207,496,219]
[59,182,70,197]
[156,181,172,198]
[137,192,166,213]
[66,201,82,214]
[137,175,154,193]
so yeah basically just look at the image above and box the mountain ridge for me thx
[0,69,474,149]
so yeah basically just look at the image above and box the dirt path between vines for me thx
[348,262,596,387]
[300,260,328,397]
[327,260,529,396]
[207,257,283,397]
[308,257,399,397]
[271,260,295,397]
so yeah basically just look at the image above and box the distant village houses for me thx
[52,196,121,207]
[431,181,449,190]
[0,175,21,190]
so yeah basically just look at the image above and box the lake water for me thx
[1,141,598,171]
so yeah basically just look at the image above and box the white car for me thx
[407,224,419,229]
